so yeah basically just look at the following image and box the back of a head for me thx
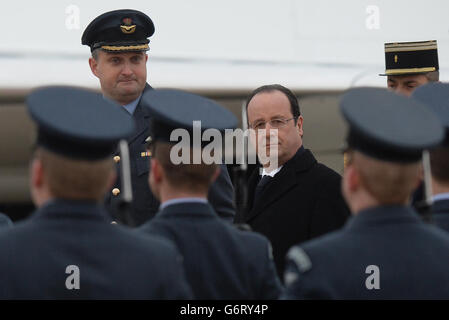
[341,87,444,205]
[26,86,135,202]
[151,142,217,194]
[35,148,114,201]
[350,151,421,204]
[141,89,237,195]
[412,82,449,186]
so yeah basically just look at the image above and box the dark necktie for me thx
[253,175,273,205]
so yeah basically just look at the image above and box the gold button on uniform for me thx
[112,188,120,196]
[113,156,120,163]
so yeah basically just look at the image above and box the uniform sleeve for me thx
[165,253,194,299]
[281,246,334,300]
[258,241,284,299]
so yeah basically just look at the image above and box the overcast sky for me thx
[1,0,448,89]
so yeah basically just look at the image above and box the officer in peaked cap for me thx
[413,82,449,232]
[138,89,283,299]
[82,9,155,53]
[283,87,449,299]
[82,9,236,227]
[381,40,440,97]
[0,86,192,299]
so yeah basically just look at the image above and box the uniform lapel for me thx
[128,84,153,145]
[244,149,317,223]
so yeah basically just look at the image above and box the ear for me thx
[151,158,163,183]
[31,158,44,189]
[345,164,360,193]
[145,54,148,63]
[296,116,304,137]
[89,57,99,78]
[211,166,221,184]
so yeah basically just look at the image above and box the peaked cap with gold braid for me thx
[82,9,154,53]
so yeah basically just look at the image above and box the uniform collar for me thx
[345,205,422,231]
[431,198,449,215]
[157,201,215,219]
[432,192,449,202]
[122,94,142,115]
[32,198,110,222]
[160,197,208,210]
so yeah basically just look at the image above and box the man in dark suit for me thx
[234,84,349,279]
[283,87,449,299]
[0,87,192,299]
[139,89,283,299]
[412,82,449,232]
[82,9,235,226]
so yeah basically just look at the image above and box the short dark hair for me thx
[246,84,301,120]
[91,48,100,60]
[430,146,449,183]
[35,147,114,201]
[91,49,146,61]
[152,142,217,193]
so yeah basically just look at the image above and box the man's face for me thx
[387,74,429,97]
[247,90,303,168]
[89,50,148,105]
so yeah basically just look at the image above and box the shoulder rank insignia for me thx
[287,246,312,273]
[120,17,136,34]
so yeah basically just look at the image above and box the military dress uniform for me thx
[138,89,283,299]
[82,10,235,226]
[0,87,192,299]
[412,82,449,233]
[0,213,12,229]
[283,87,449,299]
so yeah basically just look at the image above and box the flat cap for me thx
[27,86,135,159]
[341,87,444,162]
[141,89,238,145]
[412,82,449,145]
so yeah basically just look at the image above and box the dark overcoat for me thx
[234,148,350,278]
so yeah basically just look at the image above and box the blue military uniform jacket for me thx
[139,201,283,299]
[105,84,235,226]
[283,206,449,299]
[0,213,12,228]
[431,199,449,232]
[0,199,192,299]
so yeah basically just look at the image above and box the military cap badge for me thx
[120,17,136,34]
